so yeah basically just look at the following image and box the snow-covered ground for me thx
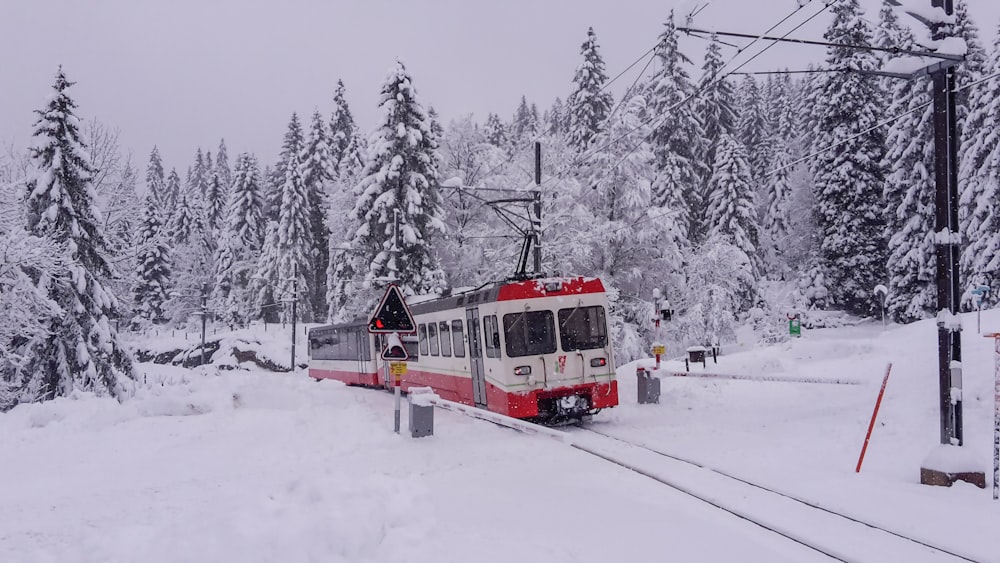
[2,310,1000,562]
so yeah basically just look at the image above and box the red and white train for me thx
[307,276,619,421]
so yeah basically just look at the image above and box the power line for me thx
[765,67,1000,178]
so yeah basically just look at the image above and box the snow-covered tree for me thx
[204,171,227,237]
[301,110,335,318]
[146,146,166,206]
[273,136,314,322]
[737,76,768,184]
[566,27,614,152]
[706,134,762,288]
[252,221,282,323]
[959,18,1000,308]
[670,242,755,347]
[215,139,232,192]
[808,0,886,315]
[213,153,265,326]
[882,18,936,323]
[164,168,181,211]
[133,193,172,324]
[649,11,707,243]
[10,68,135,404]
[484,113,508,148]
[347,61,446,300]
[170,192,201,245]
[546,97,567,137]
[329,79,357,170]
[698,34,738,174]
[511,95,539,144]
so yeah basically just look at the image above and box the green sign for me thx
[789,318,802,337]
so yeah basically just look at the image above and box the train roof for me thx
[312,276,606,333]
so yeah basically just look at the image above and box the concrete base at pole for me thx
[408,394,434,438]
[919,445,985,489]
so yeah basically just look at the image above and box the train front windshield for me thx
[558,306,608,351]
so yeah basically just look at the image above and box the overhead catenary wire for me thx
[526,0,835,196]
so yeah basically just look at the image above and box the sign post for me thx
[972,285,989,334]
[874,284,888,331]
[985,333,1000,500]
[368,285,416,435]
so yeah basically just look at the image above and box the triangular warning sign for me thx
[368,284,416,333]
[381,333,410,361]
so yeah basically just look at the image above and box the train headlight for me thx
[590,358,607,367]
[514,366,532,376]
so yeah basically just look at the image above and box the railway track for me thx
[568,426,979,563]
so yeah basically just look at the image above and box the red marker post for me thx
[856,363,893,473]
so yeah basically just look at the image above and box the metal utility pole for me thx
[929,0,963,446]
[532,141,542,275]
[291,263,298,373]
[200,283,208,367]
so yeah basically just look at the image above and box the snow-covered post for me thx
[874,284,888,331]
[986,333,1000,500]
[971,285,989,334]
[652,288,663,370]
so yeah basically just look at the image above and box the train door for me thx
[465,307,488,408]
[356,329,368,384]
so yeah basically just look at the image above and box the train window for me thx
[418,324,429,356]
[451,320,465,357]
[558,306,608,351]
[428,322,439,356]
[439,322,452,357]
[503,310,556,357]
[483,315,501,358]
[402,334,419,362]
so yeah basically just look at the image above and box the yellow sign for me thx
[390,362,407,376]
[652,345,666,355]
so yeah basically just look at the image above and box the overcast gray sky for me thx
[1,0,997,173]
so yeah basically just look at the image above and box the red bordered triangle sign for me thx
[368,284,416,333]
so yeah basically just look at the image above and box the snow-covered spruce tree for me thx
[146,146,166,206]
[169,192,200,246]
[959,21,1000,308]
[808,0,886,315]
[213,153,265,326]
[649,11,707,244]
[882,18,936,323]
[215,138,232,192]
[669,241,755,348]
[566,27,613,152]
[348,61,446,298]
[133,192,172,324]
[301,110,335,318]
[579,92,683,363]
[329,79,357,171]
[484,113,509,148]
[954,0,987,133]
[164,167,181,211]
[546,97,567,137]
[697,33,738,176]
[12,68,135,403]
[252,220,282,323]
[760,76,796,277]
[0,228,66,409]
[706,134,762,297]
[204,171,226,237]
[737,75,768,186]
[267,113,304,223]
[273,129,314,322]
[511,95,539,144]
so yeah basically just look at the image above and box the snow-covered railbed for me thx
[569,427,976,562]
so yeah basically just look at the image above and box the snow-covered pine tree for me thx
[706,134,762,291]
[958,20,1000,308]
[484,113,509,148]
[215,139,232,192]
[301,111,335,319]
[329,79,357,170]
[252,220,282,323]
[204,171,226,237]
[566,27,614,152]
[348,60,446,298]
[546,97,567,136]
[213,153,265,326]
[146,146,166,206]
[165,167,181,210]
[133,192,171,324]
[649,11,707,244]
[13,68,135,402]
[267,113,305,223]
[272,143,313,322]
[760,75,796,276]
[808,0,887,315]
[882,15,937,323]
[511,95,538,144]
[190,148,207,198]
[954,0,987,132]
[737,75,768,186]
[170,192,200,245]
[698,33,738,173]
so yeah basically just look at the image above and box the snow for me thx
[4,310,1000,561]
